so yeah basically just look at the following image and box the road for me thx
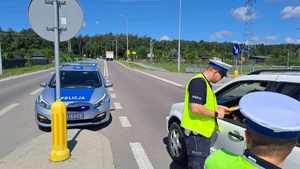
[100,61,185,169]
[0,70,52,159]
[0,61,192,169]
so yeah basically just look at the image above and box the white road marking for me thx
[108,88,114,92]
[110,93,116,99]
[114,102,122,110]
[103,61,107,77]
[30,88,43,95]
[0,103,19,117]
[119,116,132,127]
[103,60,109,78]
[117,62,184,88]
[0,68,53,83]
[106,61,109,77]
[130,142,154,169]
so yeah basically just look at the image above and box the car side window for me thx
[276,82,300,147]
[277,82,300,101]
[217,81,269,107]
[216,81,269,126]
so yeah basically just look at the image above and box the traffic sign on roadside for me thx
[29,0,83,42]
[232,44,241,57]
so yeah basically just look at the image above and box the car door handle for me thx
[228,131,244,142]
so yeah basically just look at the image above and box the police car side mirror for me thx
[105,80,113,88]
[40,82,47,88]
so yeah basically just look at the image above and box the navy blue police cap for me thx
[239,91,300,140]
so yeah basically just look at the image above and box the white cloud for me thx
[250,36,259,42]
[160,35,171,41]
[281,6,300,19]
[261,35,279,44]
[232,6,256,22]
[266,35,278,41]
[210,31,233,40]
[232,40,241,44]
[285,37,300,44]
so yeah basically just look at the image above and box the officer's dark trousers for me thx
[185,133,216,169]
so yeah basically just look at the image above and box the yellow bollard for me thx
[50,100,70,162]
[233,69,240,78]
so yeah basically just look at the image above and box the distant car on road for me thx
[35,63,113,131]
[166,70,300,169]
[106,51,114,61]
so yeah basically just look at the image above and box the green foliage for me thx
[0,64,54,79]
[0,28,300,65]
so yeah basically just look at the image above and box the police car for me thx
[35,63,113,131]
[166,70,300,168]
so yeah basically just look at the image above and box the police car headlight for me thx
[37,95,51,109]
[94,94,109,108]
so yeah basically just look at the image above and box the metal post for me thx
[126,21,129,61]
[115,39,118,60]
[120,15,129,61]
[68,40,72,54]
[150,39,152,61]
[287,49,290,68]
[54,0,60,100]
[177,0,182,72]
[0,42,2,76]
[235,57,238,70]
[50,0,69,162]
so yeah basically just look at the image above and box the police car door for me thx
[273,80,300,169]
[212,80,271,155]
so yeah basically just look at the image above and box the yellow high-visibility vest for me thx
[205,150,258,169]
[181,73,217,138]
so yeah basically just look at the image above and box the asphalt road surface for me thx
[100,61,185,169]
[0,61,197,169]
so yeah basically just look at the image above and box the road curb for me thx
[0,129,115,169]
[0,68,54,83]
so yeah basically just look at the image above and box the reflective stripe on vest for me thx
[181,73,217,138]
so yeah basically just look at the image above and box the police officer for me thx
[181,59,232,169]
[205,91,300,169]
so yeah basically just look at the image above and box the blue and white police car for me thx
[35,63,113,131]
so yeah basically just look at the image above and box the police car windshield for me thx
[49,71,102,88]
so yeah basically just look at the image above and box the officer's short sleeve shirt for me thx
[188,78,207,105]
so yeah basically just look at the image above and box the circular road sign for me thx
[29,0,83,42]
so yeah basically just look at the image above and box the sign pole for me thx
[54,0,60,100]
[29,0,83,162]
[0,42,2,76]
[233,44,240,78]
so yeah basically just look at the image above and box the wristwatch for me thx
[215,112,219,118]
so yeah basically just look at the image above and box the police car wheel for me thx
[167,122,187,165]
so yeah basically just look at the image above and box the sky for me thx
[1,0,300,44]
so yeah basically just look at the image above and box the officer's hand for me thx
[217,107,227,119]
[218,105,230,112]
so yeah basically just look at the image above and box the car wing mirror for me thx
[40,82,47,88]
[105,80,113,88]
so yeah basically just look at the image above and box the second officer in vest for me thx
[181,59,232,169]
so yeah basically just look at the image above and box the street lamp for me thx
[120,14,129,61]
[0,42,2,75]
[177,0,182,72]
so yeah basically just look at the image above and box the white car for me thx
[166,70,300,169]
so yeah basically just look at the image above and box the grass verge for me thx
[119,61,146,70]
[0,64,54,80]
